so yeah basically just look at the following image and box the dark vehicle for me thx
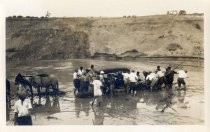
[74,67,130,98]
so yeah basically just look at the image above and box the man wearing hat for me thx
[13,90,33,125]
[99,71,105,81]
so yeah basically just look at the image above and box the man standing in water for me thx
[91,76,103,107]
[88,64,97,82]
[165,66,177,89]
[177,70,188,90]
[73,69,80,91]
[78,67,84,76]
[122,70,130,93]
[154,66,161,73]
[13,90,33,125]
[89,65,97,76]
[129,70,138,96]
[156,69,165,89]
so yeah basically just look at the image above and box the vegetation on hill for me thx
[6,14,204,60]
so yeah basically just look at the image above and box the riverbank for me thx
[6,14,203,61]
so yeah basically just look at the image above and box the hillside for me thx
[6,14,204,60]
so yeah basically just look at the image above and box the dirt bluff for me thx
[6,14,203,60]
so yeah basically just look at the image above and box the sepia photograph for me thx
[1,0,209,130]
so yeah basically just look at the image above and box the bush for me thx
[179,10,186,15]
[131,49,138,52]
[194,23,201,30]
[17,15,23,18]
[167,43,183,51]
[6,48,17,52]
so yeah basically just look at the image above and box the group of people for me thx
[11,64,188,125]
[73,65,104,106]
[144,66,188,91]
[73,65,97,92]
[73,64,188,106]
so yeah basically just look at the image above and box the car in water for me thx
[73,67,130,98]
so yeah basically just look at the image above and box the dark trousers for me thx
[16,116,32,125]
[74,79,80,89]
[157,77,165,89]
[165,78,174,89]
[129,82,136,91]
[177,78,186,87]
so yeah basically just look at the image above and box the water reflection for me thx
[33,95,60,114]
[137,89,178,113]
[176,90,189,109]
[6,59,203,125]
[71,89,184,125]
[74,98,91,118]
[92,106,104,125]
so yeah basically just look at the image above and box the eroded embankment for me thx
[6,14,203,60]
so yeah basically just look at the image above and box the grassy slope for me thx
[6,14,204,60]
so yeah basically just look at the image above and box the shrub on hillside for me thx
[17,15,23,18]
[179,10,186,15]
[6,48,17,52]
[193,45,203,55]
[7,16,12,19]
[193,23,201,30]
[167,43,183,51]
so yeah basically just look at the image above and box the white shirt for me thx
[14,99,32,117]
[92,80,103,96]
[73,72,78,79]
[122,73,130,81]
[178,70,187,78]
[146,73,157,81]
[129,72,138,82]
[157,71,164,78]
[138,72,146,83]
[78,69,84,76]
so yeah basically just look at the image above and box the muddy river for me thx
[6,59,204,125]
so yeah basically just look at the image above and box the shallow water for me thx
[6,59,204,125]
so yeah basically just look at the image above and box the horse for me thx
[15,74,34,102]
[15,73,59,104]
[28,73,59,94]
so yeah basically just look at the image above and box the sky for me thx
[3,0,207,17]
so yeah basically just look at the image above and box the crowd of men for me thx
[10,64,188,125]
[73,64,188,105]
